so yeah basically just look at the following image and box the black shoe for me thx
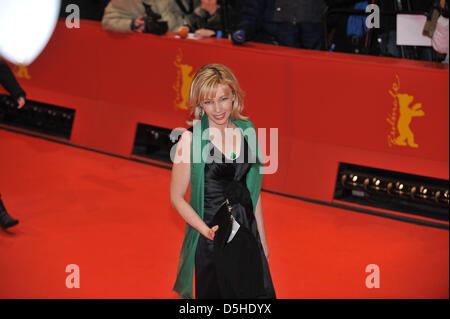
[0,197,19,229]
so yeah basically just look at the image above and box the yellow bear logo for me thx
[387,75,424,148]
[13,64,31,79]
[173,49,194,110]
[394,94,424,148]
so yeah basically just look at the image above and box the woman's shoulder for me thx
[172,129,192,164]
[171,128,192,150]
[181,128,193,142]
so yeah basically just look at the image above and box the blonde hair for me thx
[187,64,248,123]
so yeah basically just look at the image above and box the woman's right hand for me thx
[204,225,219,240]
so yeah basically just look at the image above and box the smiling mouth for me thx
[214,113,225,119]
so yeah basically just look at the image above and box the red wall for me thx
[2,20,448,219]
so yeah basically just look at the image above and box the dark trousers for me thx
[276,22,324,50]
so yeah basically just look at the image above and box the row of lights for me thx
[341,173,449,207]
[0,96,74,128]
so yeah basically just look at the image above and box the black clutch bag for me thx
[212,199,240,250]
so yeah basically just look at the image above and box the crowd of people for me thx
[59,0,449,62]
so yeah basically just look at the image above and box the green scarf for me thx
[173,114,264,299]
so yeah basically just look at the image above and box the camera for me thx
[142,3,168,35]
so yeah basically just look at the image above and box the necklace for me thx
[211,119,237,160]
[227,121,237,160]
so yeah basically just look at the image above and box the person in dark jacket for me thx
[233,0,326,50]
[0,58,25,230]
[185,0,240,38]
[325,0,442,61]
[0,60,26,109]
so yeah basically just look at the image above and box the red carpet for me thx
[0,129,448,298]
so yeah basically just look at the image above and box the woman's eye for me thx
[204,100,211,105]
[221,97,228,102]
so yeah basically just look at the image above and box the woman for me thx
[170,64,276,299]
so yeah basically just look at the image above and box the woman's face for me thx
[200,84,233,126]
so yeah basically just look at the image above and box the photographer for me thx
[101,0,197,34]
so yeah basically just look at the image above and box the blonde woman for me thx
[170,64,275,299]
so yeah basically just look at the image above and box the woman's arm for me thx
[254,194,270,259]
[170,130,218,240]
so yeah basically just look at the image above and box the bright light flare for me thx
[0,0,61,65]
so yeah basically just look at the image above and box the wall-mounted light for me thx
[339,171,449,209]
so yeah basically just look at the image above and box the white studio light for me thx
[0,0,61,65]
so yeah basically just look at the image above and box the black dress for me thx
[194,131,276,299]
